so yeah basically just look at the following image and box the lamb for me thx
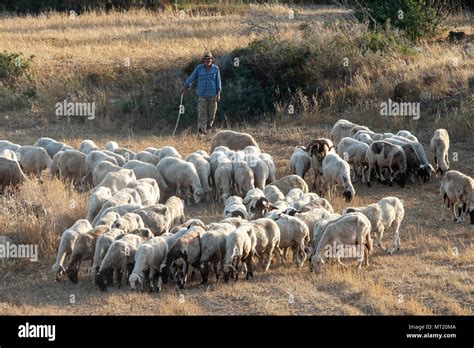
[66,225,110,283]
[90,228,125,279]
[0,149,18,161]
[92,160,122,187]
[16,145,52,179]
[111,212,145,233]
[82,151,119,188]
[223,196,249,219]
[366,141,407,187]
[155,146,182,161]
[49,151,63,179]
[319,152,355,202]
[211,130,260,152]
[126,178,160,206]
[222,224,257,282]
[270,175,309,196]
[92,169,136,196]
[232,161,255,197]
[122,160,168,193]
[129,236,169,292]
[92,189,142,226]
[259,153,276,183]
[343,196,405,253]
[0,140,21,152]
[267,214,309,267]
[244,154,269,190]
[430,129,450,176]
[79,139,99,154]
[51,219,92,280]
[290,146,311,179]
[0,158,27,193]
[248,218,283,271]
[163,225,206,288]
[263,185,285,204]
[86,186,112,222]
[337,137,369,183]
[165,196,185,226]
[330,119,360,145]
[309,212,373,272]
[199,223,235,283]
[95,233,144,291]
[135,151,160,165]
[214,158,234,203]
[34,137,72,158]
[440,170,473,224]
[186,153,212,201]
[133,204,172,236]
[58,150,87,186]
[156,157,204,204]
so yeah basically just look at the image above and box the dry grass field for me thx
[0,4,473,315]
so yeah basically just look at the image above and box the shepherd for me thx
[181,52,222,137]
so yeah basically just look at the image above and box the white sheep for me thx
[249,218,283,271]
[126,178,160,206]
[396,130,419,142]
[66,225,110,283]
[87,186,112,222]
[320,152,355,202]
[51,219,92,280]
[263,184,285,204]
[330,119,359,145]
[79,139,100,154]
[102,150,126,166]
[307,138,335,191]
[267,214,309,267]
[430,129,450,176]
[211,130,260,152]
[242,187,265,213]
[259,153,276,184]
[123,159,168,193]
[337,137,369,183]
[214,157,234,203]
[244,154,269,190]
[92,189,142,226]
[440,170,473,224]
[129,236,169,292]
[135,151,160,165]
[133,204,172,236]
[111,212,145,233]
[222,224,257,282]
[92,168,136,195]
[270,174,309,196]
[290,146,311,179]
[34,137,72,159]
[90,228,124,279]
[93,204,142,227]
[156,157,204,204]
[95,233,144,291]
[105,141,119,152]
[186,152,212,201]
[155,146,182,161]
[16,145,52,179]
[223,196,249,219]
[244,145,261,155]
[296,198,334,214]
[309,212,373,272]
[58,150,87,186]
[232,161,255,197]
[49,151,63,179]
[165,196,185,226]
[92,160,122,187]
[83,151,119,188]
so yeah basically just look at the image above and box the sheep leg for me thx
[262,249,273,272]
[377,228,387,252]
[245,253,254,280]
[200,262,210,284]
[149,266,156,292]
[274,246,286,266]
[298,243,307,267]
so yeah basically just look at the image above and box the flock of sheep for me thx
[0,123,472,293]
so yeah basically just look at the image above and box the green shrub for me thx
[354,0,458,41]
[0,51,36,97]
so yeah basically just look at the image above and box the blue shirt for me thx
[184,63,222,97]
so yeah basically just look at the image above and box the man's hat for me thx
[202,52,214,59]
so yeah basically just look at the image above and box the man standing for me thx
[182,52,222,136]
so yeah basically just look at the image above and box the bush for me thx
[354,0,459,41]
[0,51,36,97]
